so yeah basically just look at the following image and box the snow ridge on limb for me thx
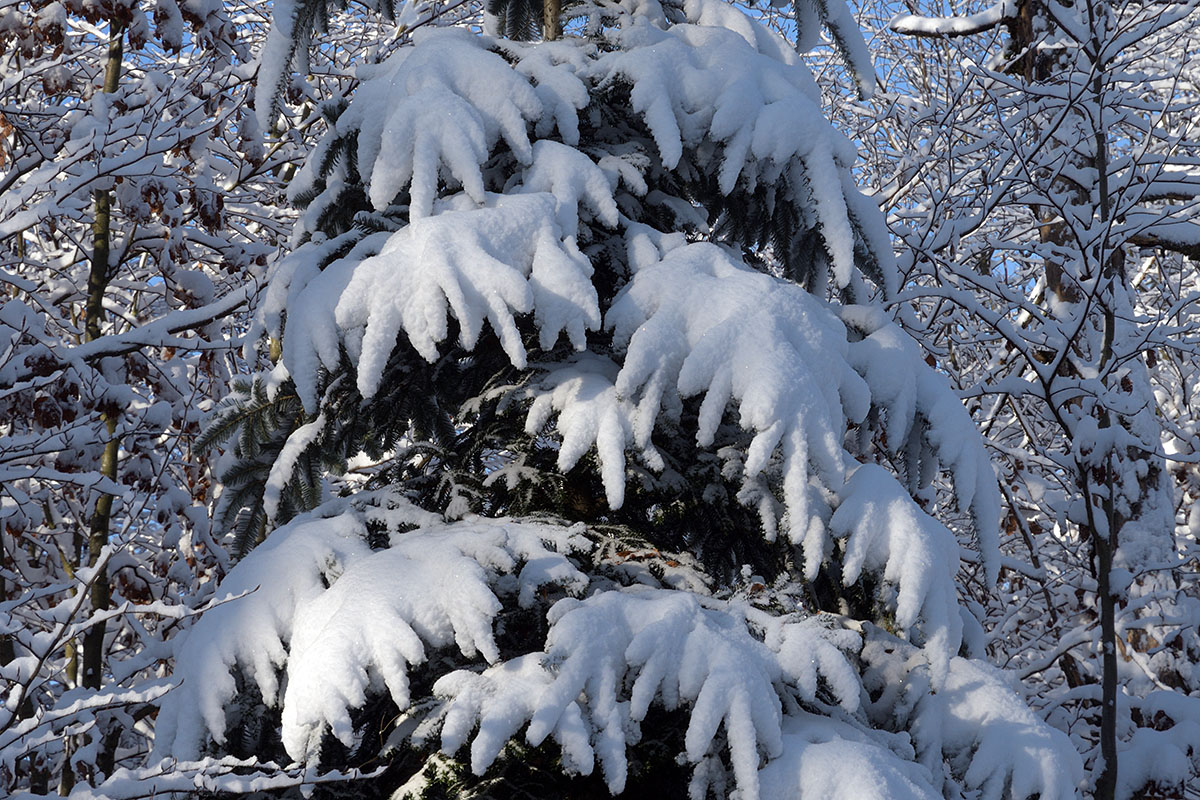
[523,354,637,509]
[862,630,1083,800]
[153,494,589,762]
[605,240,868,540]
[841,305,1002,584]
[255,0,428,133]
[435,587,866,800]
[888,0,1016,38]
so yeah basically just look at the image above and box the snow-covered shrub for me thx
[163,0,1082,796]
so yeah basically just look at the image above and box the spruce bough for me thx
[164,2,1084,797]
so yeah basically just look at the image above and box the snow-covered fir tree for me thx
[150,0,1086,797]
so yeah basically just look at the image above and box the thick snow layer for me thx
[758,712,940,800]
[937,659,1081,799]
[281,192,603,408]
[842,305,1001,583]
[758,612,861,711]
[282,520,589,760]
[436,653,597,778]
[153,495,589,762]
[436,587,864,800]
[343,29,542,218]
[264,8,984,589]
[153,502,382,761]
[862,633,1084,800]
[831,464,962,685]
[1117,692,1200,799]
[606,240,868,540]
[595,14,862,284]
[263,414,325,523]
[253,0,298,130]
[889,0,1015,37]
[524,354,637,509]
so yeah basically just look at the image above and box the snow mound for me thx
[758,712,940,800]
[435,587,863,800]
[153,494,590,762]
[863,632,1083,800]
[842,305,1001,582]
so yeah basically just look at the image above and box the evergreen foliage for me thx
[166,0,1081,797]
[485,0,546,41]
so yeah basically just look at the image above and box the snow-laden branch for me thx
[861,630,1083,800]
[6,281,261,387]
[5,757,383,800]
[154,492,1083,800]
[889,0,1015,38]
[153,494,590,761]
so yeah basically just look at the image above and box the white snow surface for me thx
[270,1,888,395]
[436,587,867,800]
[153,493,591,762]
[263,2,1001,686]
[524,353,637,509]
[344,29,543,218]
[830,464,962,686]
[282,520,590,760]
[260,7,1001,617]
[282,192,604,408]
[1117,692,1200,799]
[595,14,860,283]
[262,413,325,524]
[605,239,867,539]
[156,500,1082,799]
[890,0,1015,37]
[757,712,940,800]
[154,502,381,761]
[842,305,1001,582]
[862,633,1083,800]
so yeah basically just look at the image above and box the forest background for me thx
[3,0,1200,798]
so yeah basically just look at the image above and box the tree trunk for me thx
[1094,518,1118,800]
[543,0,562,40]
[1014,5,1124,794]
[76,22,125,790]
[1091,52,1120,800]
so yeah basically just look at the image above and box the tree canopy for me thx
[3,0,1200,798]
